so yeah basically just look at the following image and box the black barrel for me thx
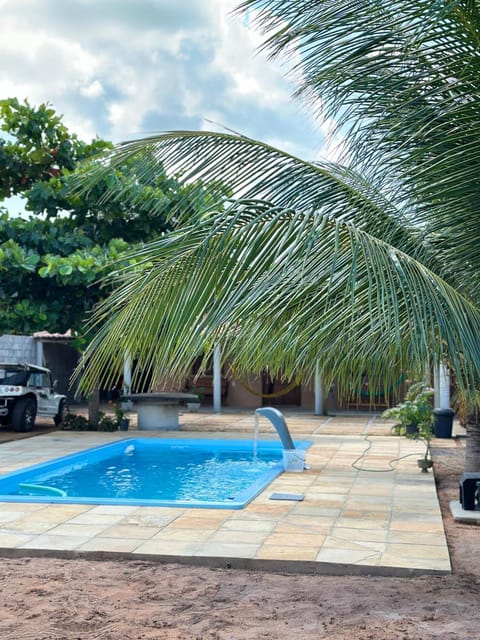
[433,408,455,438]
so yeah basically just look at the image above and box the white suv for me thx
[0,363,67,432]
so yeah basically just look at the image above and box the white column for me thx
[35,340,43,367]
[438,363,450,409]
[123,354,132,395]
[314,361,323,415]
[213,343,222,413]
[433,366,440,407]
[434,363,450,409]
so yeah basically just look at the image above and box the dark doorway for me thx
[262,372,301,407]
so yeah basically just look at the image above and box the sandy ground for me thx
[0,439,479,639]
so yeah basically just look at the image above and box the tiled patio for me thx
[0,411,453,576]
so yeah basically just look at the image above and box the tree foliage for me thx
[0,212,128,335]
[0,98,226,337]
[0,97,110,199]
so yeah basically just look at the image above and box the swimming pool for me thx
[0,438,311,509]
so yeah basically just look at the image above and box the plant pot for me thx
[417,458,433,473]
[405,423,419,435]
[186,402,201,412]
[433,408,455,438]
[119,418,130,431]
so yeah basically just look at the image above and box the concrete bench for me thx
[122,392,198,430]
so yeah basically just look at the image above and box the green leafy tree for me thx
[1,98,228,425]
[0,97,110,198]
[27,149,224,245]
[0,212,128,335]
[0,99,227,336]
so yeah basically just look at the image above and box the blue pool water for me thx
[0,438,311,509]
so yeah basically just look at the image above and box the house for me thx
[0,332,78,402]
[0,334,409,413]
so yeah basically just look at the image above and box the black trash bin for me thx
[433,408,455,438]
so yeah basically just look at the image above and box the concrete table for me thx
[122,392,199,430]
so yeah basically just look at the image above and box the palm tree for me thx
[79,0,480,471]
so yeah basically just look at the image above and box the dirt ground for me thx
[0,438,479,639]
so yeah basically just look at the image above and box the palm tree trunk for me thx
[465,410,480,472]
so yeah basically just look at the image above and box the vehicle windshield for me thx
[0,367,29,386]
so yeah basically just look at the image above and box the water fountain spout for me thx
[255,407,306,472]
[255,407,295,449]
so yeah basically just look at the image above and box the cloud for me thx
[81,80,104,99]
[0,0,324,160]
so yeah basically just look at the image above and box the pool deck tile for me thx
[79,537,150,553]
[256,545,320,561]
[0,411,456,576]
[19,533,94,550]
[134,539,203,555]
[191,542,261,558]
[98,524,161,539]
[0,531,35,547]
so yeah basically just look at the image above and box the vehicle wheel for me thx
[12,398,37,432]
[54,399,66,426]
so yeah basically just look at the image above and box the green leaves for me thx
[0,215,127,334]
[0,100,223,339]
[72,103,480,396]
[0,238,39,271]
[38,244,125,285]
[238,1,480,293]
[78,197,480,397]
[0,98,78,196]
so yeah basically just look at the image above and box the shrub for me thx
[61,410,118,431]
[61,411,90,431]
[97,413,118,432]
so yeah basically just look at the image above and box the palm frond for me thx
[77,202,480,400]
[73,1,480,409]
[83,130,429,257]
[237,1,480,261]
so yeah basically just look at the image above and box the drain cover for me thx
[269,492,304,501]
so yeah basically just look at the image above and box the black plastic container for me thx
[433,408,455,438]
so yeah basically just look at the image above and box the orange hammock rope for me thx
[228,364,300,399]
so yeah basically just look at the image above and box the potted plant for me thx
[383,381,434,472]
[114,403,130,431]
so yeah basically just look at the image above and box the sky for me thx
[0,0,325,164]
